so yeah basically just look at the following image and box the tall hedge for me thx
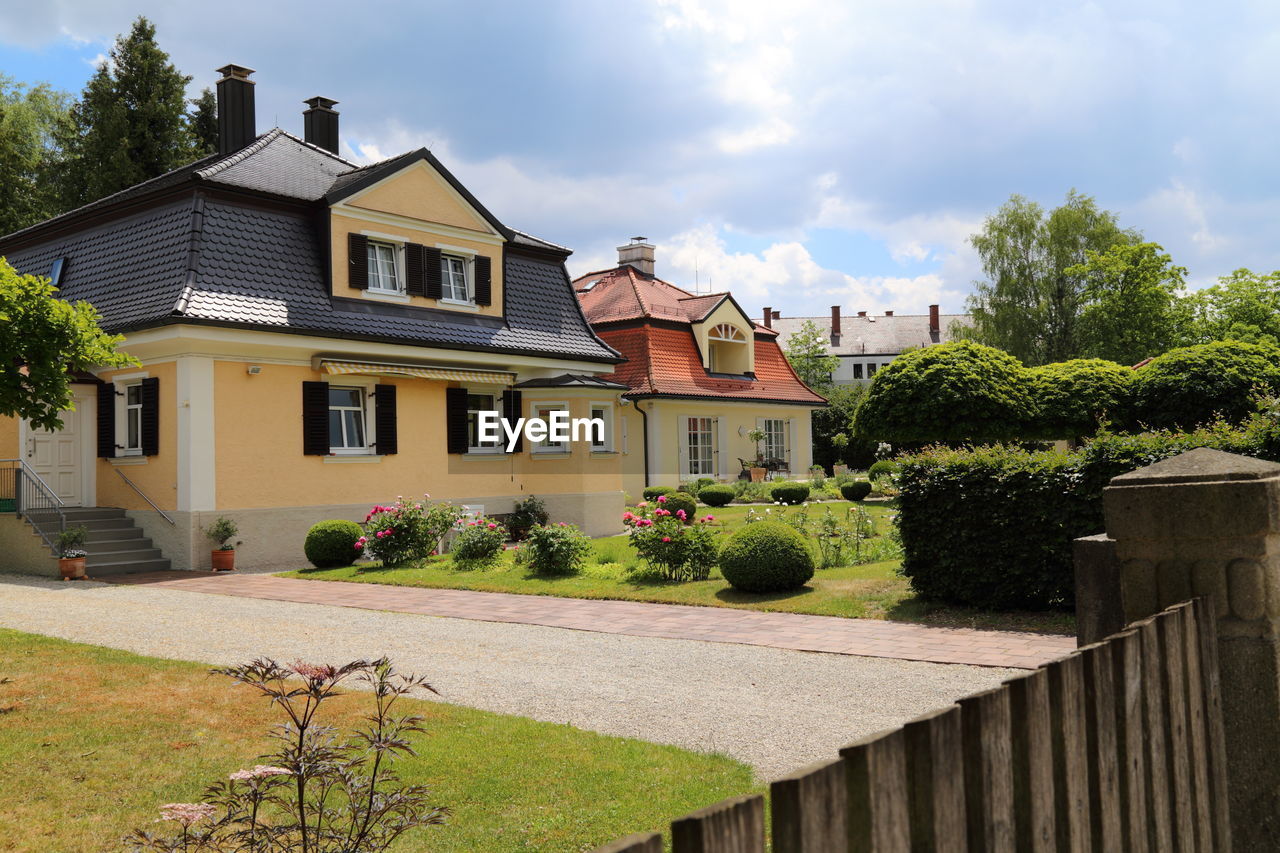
[1132,340,1280,429]
[895,417,1280,610]
[1029,358,1134,439]
[853,341,1037,444]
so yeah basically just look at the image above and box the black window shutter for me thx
[139,377,160,457]
[348,234,369,290]
[474,255,492,306]
[302,381,330,455]
[446,387,469,454]
[97,382,115,458]
[425,247,443,299]
[502,389,522,453]
[374,384,398,455]
[404,243,426,296]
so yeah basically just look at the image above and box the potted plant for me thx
[832,433,850,476]
[746,428,768,482]
[57,525,89,580]
[204,516,240,571]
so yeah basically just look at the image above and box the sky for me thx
[1,0,1277,318]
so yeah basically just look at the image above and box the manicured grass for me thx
[0,628,757,852]
[285,501,1075,635]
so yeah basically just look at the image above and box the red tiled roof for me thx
[593,324,826,404]
[574,265,774,333]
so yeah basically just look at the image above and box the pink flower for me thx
[487,522,498,529]
[676,509,687,520]
[637,501,648,508]
[655,509,671,517]
[622,511,636,521]
[636,518,653,527]
[159,803,216,826]
[702,515,715,523]
[657,495,667,503]
[661,536,671,543]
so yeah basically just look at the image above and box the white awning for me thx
[320,360,514,385]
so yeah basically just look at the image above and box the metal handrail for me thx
[114,468,176,525]
[2,459,67,553]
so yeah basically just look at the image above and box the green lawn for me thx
[285,502,1075,635]
[0,628,757,852]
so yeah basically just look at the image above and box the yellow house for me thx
[573,240,826,500]
[0,65,626,574]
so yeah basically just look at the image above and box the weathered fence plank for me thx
[1157,608,1197,850]
[1110,629,1150,853]
[1081,641,1123,851]
[671,794,765,853]
[1191,596,1232,852]
[1137,616,1174,852]
[902,706,966,852]
[771,758,847,853]
[593,832,663,853]
[1175,604,1215,852]
[1006,668,1055,852]
[1047,654,1091,852]
[842,728,910,853]
[958,687,1014,852]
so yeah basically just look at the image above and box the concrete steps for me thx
[26,507,171,576]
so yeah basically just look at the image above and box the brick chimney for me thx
[929,304,940,334]
[216,64,256,155]
[303,96,340,154]
[857,310,867,317]
[772,310,780,322]
[885,310,894,317]
[762,306,772,329]
[617,237,655,276]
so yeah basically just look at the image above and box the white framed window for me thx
[532,402,569,454]
[589,402,614,451]
[366,240,401,292]
[466,392,502,453]
[123,382,143,456]
[760,418,788,465]
[442,254,469,302]
[328,386,370,454]
[685,416,716,476]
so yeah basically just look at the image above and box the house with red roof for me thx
[574,240,826,497]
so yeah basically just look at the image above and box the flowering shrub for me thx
[514,522,592,575]
[623,503,719,582]
[127,657,447,852]
[450,516,508,568]
[356,496,461,567]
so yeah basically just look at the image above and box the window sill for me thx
[364,290,410,304]
[109,456,147,466]
[324,455,383,464]
[461,449,506,459]
[531,450,571,459]
[439,298,479,312]
[590,450,618,456]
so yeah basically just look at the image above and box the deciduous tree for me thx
[1072,242,1190,365]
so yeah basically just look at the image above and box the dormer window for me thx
[367,240,401,292]
[442,254,469,302]
[707,323,749,374]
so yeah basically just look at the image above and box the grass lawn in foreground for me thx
[284,501,1075,635]
[0,628,757,852]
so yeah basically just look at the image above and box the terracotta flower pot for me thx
[59,557,87,581]
[749,467,767,483]
[211,549,236,571]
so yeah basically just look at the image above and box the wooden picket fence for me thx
[593,597,1230,852]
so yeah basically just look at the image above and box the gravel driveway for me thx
[0,573,1018,780]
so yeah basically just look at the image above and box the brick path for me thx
[104,571,1076,669]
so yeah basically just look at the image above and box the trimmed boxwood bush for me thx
[657,490,698,522]
[1133,340,1280,429]
[839,481,872,501]
[771,482,810,505]
[868,460,900,480]
[719,521,815,592]
[698,484,736,507]
[304,519,364,568]
[642,485,675,501]
[854,340,1037,443]
[1029,358,1135,438]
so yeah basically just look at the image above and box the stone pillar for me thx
[1102,447,1280,849]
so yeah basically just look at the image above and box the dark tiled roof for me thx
[769,312,971,356]
[0,136,619,363]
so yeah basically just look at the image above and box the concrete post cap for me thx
[1109,447,1280,487]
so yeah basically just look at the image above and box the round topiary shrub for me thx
[1132,340,1280,429]
[657,490,698,522]
[698,484,736,507]
[853,340,1036,443]
[868,460,901,480]
[719,521,815,592]
[1029,358,1135,438]
[304,519,364,568]
[770,482,810,505]
[840,481,872,501]
[642,485,675,502]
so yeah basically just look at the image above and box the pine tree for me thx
[188,88,218,157]
[56,17,193,210]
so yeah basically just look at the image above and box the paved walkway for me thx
[104,571,1076,668]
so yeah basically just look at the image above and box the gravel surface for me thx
[0,573,1019,780]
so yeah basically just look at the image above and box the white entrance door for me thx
[27,405,84,506]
